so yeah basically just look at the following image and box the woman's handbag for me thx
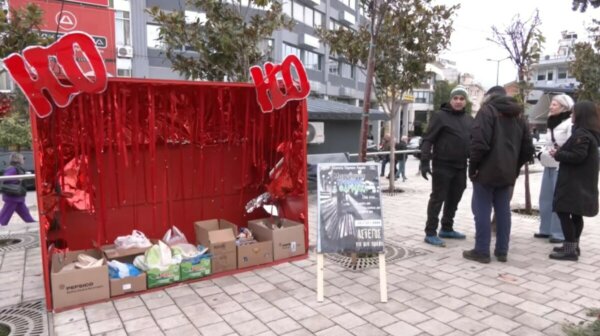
[0,182,26,197]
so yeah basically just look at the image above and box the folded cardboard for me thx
[194,219,237,273]
[180,254,211,281]
[237,239,273,269]
[101,243,150,297]
[147,264,180,288]
[248,218,306,260]
[51,249,110,310]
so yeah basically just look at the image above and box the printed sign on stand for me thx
[315,162,387,302]
[316,163,384,253]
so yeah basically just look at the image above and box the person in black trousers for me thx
[549,101,600,261]
[420,86,473,247]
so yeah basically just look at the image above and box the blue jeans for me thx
[472,182,512,255]
[538,167,564,240]
[395,160,406,179]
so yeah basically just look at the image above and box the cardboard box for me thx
[237,239,273,269]
[180,254,211,281]
[146,264,180,288]
[248,218,306,260]
[100,243,149,297]
[194,219,237,273]
[51,249,110,310]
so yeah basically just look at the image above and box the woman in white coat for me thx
[534,94,574,243]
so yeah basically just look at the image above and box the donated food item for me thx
[108,260,141,279]
[162,226,188,246]
[115,230,152,249]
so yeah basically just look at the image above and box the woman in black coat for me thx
[550,101,600,261]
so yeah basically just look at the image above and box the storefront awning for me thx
[307,98,389,121]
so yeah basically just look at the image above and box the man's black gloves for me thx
[420,160,432,180]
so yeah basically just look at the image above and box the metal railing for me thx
[346,149,421,158]
[0,174,36,181]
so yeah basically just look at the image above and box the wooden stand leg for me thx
[379,253,387,302]
[317,253,324,302]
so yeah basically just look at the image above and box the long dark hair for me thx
[573,101,600,133]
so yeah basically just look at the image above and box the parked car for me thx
[407,136,422,159]
[0,151,36,190]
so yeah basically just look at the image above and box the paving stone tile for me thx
[165,285,196,298]
[481,314,521,333]
[312,302,347,318]
[123,316,158,333]
[85,307,119,324]
[315,325,353,336]
[189,310,223,328]
[89,317,123,335]
[448,317,488,334]
[127,326,165,336]
[515,300,554,316]
[433,295,468,310]
[514,312,554,330]
[508,326,546,336]
[230,318,270,336]
[298,314,336,333]
[163,324,200,336]
[222,309,254,325]
[362,310,397,327]
[545,299,583,315]
[197,321,235,336]
[425,306,462,323]
[118,306,150,321]
[53,308,86,326]
[151,305,183,319]
[490,292,525,306]
[382,321,422,336]
[266,317,303,334]
[394,308,429,324]
[462,293,497,308]
[54,319,90,336]
[403,297,438,313]
[417,319,455,336]
[331,312,367,329]
[113,297,145,311]
[350,323,389,336]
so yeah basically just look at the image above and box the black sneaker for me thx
[494,251,507,262]
[549,238,564,244]
[463,249,491,264]
[549,251,578,261]
[533,233,551,238]
[553,246,581,256]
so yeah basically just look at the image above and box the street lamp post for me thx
[486,57,510,86]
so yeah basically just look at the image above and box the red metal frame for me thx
[30,78,309,311]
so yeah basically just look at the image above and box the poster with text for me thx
[317,163,384,254]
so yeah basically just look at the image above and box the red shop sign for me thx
[9,0,116,75]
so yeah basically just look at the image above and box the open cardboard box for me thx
[248,218,306,261]
[51,249,109,310]
[100,243,152,297]
[237,238,273,269]
[194,219,238,273]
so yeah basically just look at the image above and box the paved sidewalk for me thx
[1,158,600,335]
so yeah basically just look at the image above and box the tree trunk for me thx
[389,113,396,192]
[358,2,378,163]
[518,71,532,213]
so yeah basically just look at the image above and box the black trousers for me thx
[425,164,467,236]
[556,212,584,243]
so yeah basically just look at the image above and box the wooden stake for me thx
[379,253,387,302]
[317,253,324,302]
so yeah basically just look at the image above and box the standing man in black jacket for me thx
[420,86,473,247]
[463,86,535,263]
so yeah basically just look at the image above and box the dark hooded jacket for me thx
[553,127,600,217]
[420,103,473,168]
[469,95,534,187]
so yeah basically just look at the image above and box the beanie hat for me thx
[485,86,506,96]
[450,86,468,99]
[552,94,575,112]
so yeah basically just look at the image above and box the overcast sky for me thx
[433,0,597,89]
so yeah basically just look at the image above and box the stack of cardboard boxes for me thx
[49,217,305,310]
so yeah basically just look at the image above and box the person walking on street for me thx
[420,86,473,247]
[379,135,391,177]
[549,101,600,261]
[395,136,408,181]
[0,153,35,226]
[463,86,534,263]
[534,94,574,244]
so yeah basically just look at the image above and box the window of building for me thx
[115,10,131,46]
[314,11,322,28]
[536,73,546,81]
[328,58,339,75]
[414,91,432,104]
[547,71,554,81]
[292,2,303,21]
[185,10,206,24]
[303,7,314,27]
[303,50,322,70]
[340,62,353,78]
[341,0,355,9]
[0,70,12,91]
[146,24,164,49]
[558,70,568,79]
[357,67,366,82]
[283,43,301,58]
[283,1,292,17]
[116,58,132,77]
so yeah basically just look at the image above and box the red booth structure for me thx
[30,78,309,311]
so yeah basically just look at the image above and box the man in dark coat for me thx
[420,86,473,247]
[463,86,534,263]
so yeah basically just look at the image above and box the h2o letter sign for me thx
[2,32,108,118]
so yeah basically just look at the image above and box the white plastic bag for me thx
[114,230,152,249]
[162,226,188,246]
